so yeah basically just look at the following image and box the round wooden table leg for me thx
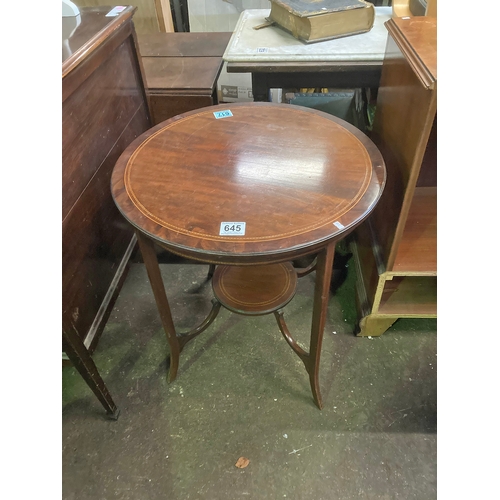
[136,231,181,383]
[308,241,336,410]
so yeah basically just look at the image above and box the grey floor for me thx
[62,251,437,499]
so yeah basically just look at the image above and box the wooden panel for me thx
[63,7,151,346]
[391,186,436,275]
[62,38,147,220]
[141,57,224,91]
[149,94,216,124]
[374,35,434,186]
[62,105,150,342]
[386,17,437,88]
[137,32,232,57]
[63,7,135,83]
[416,115,437,187]
[351,221,381,313]
[378,276,437,316]
[141,52,224,125]
[63,7,118,66]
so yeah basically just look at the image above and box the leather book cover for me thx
[271,0,367,18]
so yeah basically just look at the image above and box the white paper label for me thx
[219,222,246,235]
[333,221,345,229]
[213,110,233,119]
[106,6,126,16]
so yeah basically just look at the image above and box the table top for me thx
[111,103,386,264]
[223,7,392,64]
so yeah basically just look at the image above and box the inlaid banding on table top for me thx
[122,105,374,243]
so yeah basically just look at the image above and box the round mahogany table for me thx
[111,102,386,409]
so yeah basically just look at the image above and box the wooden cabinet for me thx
[137,33,231,125]
[63,6,151,353]
[351,16,437,336]
[63,5,152,416]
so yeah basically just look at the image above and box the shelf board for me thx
[392,186,436,275]
[377,276,437,316]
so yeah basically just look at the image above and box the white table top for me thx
[223,7,392,63]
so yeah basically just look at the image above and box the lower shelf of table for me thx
[211,262,298,315]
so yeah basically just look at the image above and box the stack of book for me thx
[267,0,376,43]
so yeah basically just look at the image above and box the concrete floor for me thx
[62,249,437,499]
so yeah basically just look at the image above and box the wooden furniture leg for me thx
[358,315,397,337]
[307,241,335,409]
[136,231,222,382]
[251,73,269,102]
[274,243,335,409]
[62,326,120,420]
[295,256,317,277]
[136,231,182,382]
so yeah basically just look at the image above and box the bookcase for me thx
[351,16,437,336]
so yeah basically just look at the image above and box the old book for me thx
[267,0,375,43]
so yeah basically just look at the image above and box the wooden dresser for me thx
[137,32,231,125]
[351,16,437,336]
[62,6,151,356]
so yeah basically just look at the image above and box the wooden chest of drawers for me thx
[137,32,232,124]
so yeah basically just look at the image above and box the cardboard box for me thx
[217,62,254,103]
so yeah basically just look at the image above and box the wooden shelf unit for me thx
[352,16,437,336]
